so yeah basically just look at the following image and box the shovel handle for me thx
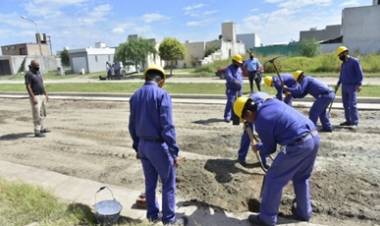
[245,123,268,173]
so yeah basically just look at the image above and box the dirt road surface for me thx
[0,97,379,226]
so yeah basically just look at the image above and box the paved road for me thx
[1,76,380,85]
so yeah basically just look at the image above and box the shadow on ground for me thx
[0,132,33,140]
[204,158,261,183]
[192,118,226,125]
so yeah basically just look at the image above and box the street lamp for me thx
[20,16,43,56]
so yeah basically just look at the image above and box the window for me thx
[108,55,111,61]
[95,56,98,62]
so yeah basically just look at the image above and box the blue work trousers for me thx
[224,89,241,121]
[259,134,320,226]
[138,140,176,224]
[309,92,335,130]
[342,85,359,125]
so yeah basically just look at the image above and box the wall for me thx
[320,43,341,53]
[183,41,206,67]
[87,54,114,73]
[237,33,261,49]
[300,25,341,42]
[0,55,60,75]
[1,43,50,56]
[342,5,380,54]
[222,22,235,42]
[69,52,88,73]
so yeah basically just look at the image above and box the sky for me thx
[0,0,372,53]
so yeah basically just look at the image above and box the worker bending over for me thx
[285,70,335,132]
[264,74,297,106]
[233,93,320,226]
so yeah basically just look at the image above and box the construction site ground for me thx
[0,97,379,226]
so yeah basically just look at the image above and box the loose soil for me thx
[0,98,379,226]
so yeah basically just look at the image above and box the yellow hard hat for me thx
[233,96,249,119]
[144,64,166,79]
[264,76,273,87]
[232,54,243,64]
[336,46,348,56]
[292,70,304,80]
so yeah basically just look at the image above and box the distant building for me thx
[236,33,262,50]
[126,35,164,69]
[67,42,115,74]
[299,25,341,42]
[181,22,246,67]
[0,33,59,76]
[303,1,380,54]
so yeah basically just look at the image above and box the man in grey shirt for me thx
[25,60,50,137]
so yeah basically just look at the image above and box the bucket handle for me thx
[95,186,116,204]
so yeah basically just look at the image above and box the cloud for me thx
[183,3,205,11]
[186,20,209,27]
[80,4,112,25]
[238,5,341,44]
[142,13,170,23]
[340,0,361,7]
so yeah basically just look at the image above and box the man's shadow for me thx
[177,200,248,226]
[192,118,226,125]
[0,132,34,141]
[204,159,262,183]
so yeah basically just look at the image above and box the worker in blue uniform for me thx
[224,54,244,122]
[263,74,297,106]
[233,94,320,226]
[128,65,186,226]
[336,46,363,127]
[285,70,335,132]
[236,92,270,166]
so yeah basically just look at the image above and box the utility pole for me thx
[20,16,43,56]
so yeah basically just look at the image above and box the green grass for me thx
[1,83,380,97]
[192,54,380,76]
[0,179,149,226]
[0,71,106,81]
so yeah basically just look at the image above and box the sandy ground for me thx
[0,97,379,226]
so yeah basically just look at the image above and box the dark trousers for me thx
[248,71,261,92]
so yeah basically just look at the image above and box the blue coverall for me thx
[287,76,335,131]
[273,74,297,106]
[255,98,320,226]
[128,81,179,224]
[224,64,243,121]
[338,57,363,125]
[237,92,269,163]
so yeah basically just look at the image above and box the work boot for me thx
[164,216,188,226]
[41,128,51,133]
[339,121,351,126]
[319,127,333,133]
[248,215,273,226]
[34,132,45,138]
[291,200,310,222]
[238,159,247,167]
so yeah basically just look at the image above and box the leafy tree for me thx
[60,48,70,67]
[115,37,156,70]
[159,38,186,76]
[298,39,319,57]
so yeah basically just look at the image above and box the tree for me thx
[60,48,70,67]
[115,37,156,71]
[298,39,319,57]
[159,38,186,76]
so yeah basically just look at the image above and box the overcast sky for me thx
[0,0,371,53]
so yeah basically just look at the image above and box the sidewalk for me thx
[0,160,326,226]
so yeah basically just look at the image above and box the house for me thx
[67,42,115,74]
[0,33,59,76]
[300,1,380,54]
